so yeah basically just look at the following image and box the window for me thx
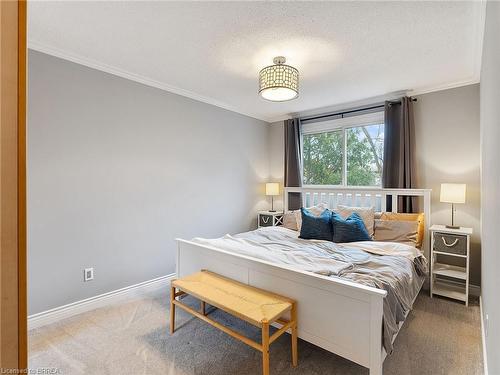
[302,112,384,187]
[302,131,343,185]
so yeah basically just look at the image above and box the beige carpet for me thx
[29,288,483,375]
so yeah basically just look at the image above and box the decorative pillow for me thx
[294,203,328,232]
[331,212,372,243]
[335,205,375,237]
[299,208,333,241]
[283,212,298,231]
[374,219,418,247]
[380,212,424,248]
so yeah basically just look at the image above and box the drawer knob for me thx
[441,237,459,247]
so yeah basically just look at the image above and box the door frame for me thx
[0,0,27,370]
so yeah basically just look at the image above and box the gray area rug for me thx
[29,288,483,375]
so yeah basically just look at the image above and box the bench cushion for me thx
[172,271,293,326]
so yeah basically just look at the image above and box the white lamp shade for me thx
[265,183,280,196]
[260,87,298,102]
[440,183,466,204]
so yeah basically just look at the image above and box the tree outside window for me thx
[302,122,384,187]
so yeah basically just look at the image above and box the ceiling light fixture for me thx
[259,56,299,102]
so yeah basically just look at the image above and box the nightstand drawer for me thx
[259,214,274,227]
[433,232,467,255]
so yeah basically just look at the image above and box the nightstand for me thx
[258,211,283,228]
[430,224,472,306]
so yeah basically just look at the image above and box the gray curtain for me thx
[284,118,302,210]
[382,97,417,213]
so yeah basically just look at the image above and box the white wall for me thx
[268,84,481,285]
[28,50,270,315]
[480,2,500,374]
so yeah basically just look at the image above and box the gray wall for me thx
[413,84,481,286]
[268,84,481,285]
[480,2,500,374]
[268,121,285,210]
[28,50,270,315]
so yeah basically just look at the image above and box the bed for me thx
[176,187,431,375]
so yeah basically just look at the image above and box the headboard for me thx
[284,186,432,257]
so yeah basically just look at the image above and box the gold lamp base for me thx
[445,225,460,229]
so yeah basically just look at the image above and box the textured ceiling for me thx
[28,1,485,122]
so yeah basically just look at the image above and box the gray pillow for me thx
[283,212,298,231]
[373,219,418,246]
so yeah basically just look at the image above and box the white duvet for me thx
[192,226,427,353]
[193,226,423,276]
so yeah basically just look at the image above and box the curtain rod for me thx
[300,97,417,123]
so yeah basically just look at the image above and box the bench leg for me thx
[201,300,206,316]
[262,321,270,375]
[170,286,176,334]
[291,303,298,367]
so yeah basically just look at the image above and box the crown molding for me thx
[268,75,481,124]
[30,0,487,127]
[410,1,485,97]
[28,40,273,123]
[408,76,480,97]
[267,115,294,124]
[272,0,487,124]
[290,91,408,122]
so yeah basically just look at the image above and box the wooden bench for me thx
[170,270,298,375]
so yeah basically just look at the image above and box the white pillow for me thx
[335,205,375,237]
[294,203,329,232]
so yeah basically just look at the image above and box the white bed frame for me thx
[176,187,431,375]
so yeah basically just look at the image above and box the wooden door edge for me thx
[17,0,27,369]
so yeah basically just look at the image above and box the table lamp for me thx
[440,183,466,229]
[265,183,280,212]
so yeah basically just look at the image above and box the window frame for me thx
[301,111,385,188]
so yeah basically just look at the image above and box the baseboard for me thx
[470,284,481,297]
[28,273,176,330]
[480,296,489,375]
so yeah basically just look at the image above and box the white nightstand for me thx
[258,211,283,228]
[430,224,472,306]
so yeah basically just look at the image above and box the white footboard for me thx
[176,239,387,375]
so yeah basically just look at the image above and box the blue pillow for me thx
[331,212,372,243]
[299,208,333,241]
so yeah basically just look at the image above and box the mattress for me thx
[193,226,427,353]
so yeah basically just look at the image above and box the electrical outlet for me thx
[84,267,94,282]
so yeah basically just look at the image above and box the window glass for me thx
[346,124,384,186]
[301,112,384,187]
[302,130,343,185]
